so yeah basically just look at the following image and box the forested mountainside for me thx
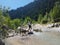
[9,0,59,20]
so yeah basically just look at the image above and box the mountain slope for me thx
[9,0,59,20]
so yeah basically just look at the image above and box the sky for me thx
[0,0,34,10]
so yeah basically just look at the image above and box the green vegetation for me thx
[38,1,60,24]
[49,2,60,22]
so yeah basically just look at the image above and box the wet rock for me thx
[34,29,42,32]
[48,23,60,28]
[34,29,39,32]
[39,29,42,32]
[0,39,5,45]
[28,32,33,34]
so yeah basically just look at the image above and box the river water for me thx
[5,31,60,45]
[33,31,60,45]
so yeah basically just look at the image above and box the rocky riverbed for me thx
[33,24,60,32]
[1,24,60,45]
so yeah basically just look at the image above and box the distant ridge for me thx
[9,0,59,20]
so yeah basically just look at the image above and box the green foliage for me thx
[32,20,37,24]
[0,7,9,38]
[23,16,31,25]
[0,7,22,30]
[41,15,48,24]
[49,2,60,22]
[38,14,43,23]
[0,8,5,25]
[12,19,21,29]
[41,12,50,24]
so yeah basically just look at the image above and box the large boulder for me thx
[0,39,5,45]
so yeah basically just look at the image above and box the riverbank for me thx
[33,23,60,32]
[1,23,60,45]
